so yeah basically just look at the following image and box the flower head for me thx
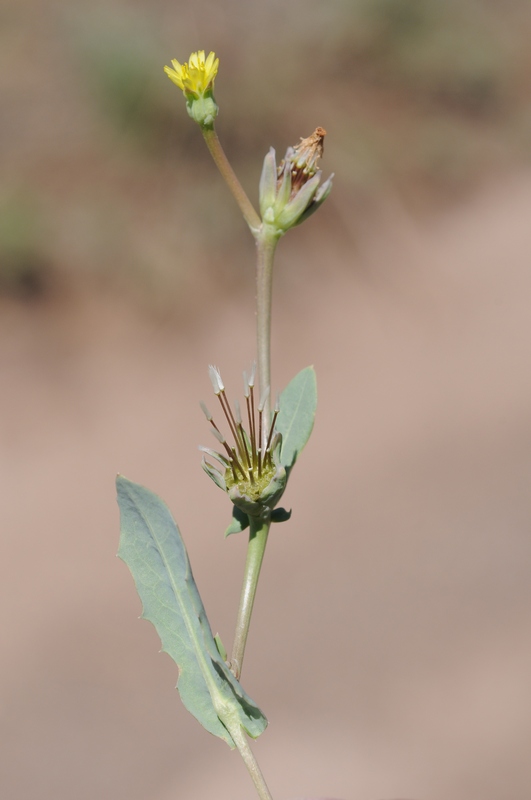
[164,50,219,97]
[259,128,333,235]
[164,50,219,128]
[281,126,326,194]
[200,365,287,520]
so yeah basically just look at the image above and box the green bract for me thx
[185,92,219,128]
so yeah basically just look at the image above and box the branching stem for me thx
[202,128,262,234]
[201,127,280,800]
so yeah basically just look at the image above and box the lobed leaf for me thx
[116,475,267,747]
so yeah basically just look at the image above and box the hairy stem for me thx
[202,128,262,234]
[230,515,271,679]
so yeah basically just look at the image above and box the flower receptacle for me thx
[185,92,219,129]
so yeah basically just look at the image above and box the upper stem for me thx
[202,127,262,234]
[229,230,279,678]
[230,514,271,679]
[256,228,279,434]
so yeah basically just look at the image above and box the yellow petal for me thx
[165,50,219,97]
[164,66,184,90]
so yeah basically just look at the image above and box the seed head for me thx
[259,128,333,234]
[200,365,287,520]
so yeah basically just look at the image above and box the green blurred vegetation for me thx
[2,0,531,308]
[0,192,51,299]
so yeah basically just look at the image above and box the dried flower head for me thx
[278,126,326,196]
[259,128,333,234]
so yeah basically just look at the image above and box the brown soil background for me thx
[2,1,531,798]
[2,173,531,799]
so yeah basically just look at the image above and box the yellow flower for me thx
[164,50,219,98]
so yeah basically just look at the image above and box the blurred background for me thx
[2,1,531,798]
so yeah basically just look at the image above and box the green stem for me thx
[230,228,279,679]
[229,723,274,800]
[202,127,262,234]
[230,515,271,680]
[256,228,279,431]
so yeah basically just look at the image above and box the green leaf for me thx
[276,366,317,472]
[214,633,228,662]
[224,506,250,537]
[116,475,267,747]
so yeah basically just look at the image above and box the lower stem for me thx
[231,728,273,800]
[229,723,274,800]
[230,515,271,680]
